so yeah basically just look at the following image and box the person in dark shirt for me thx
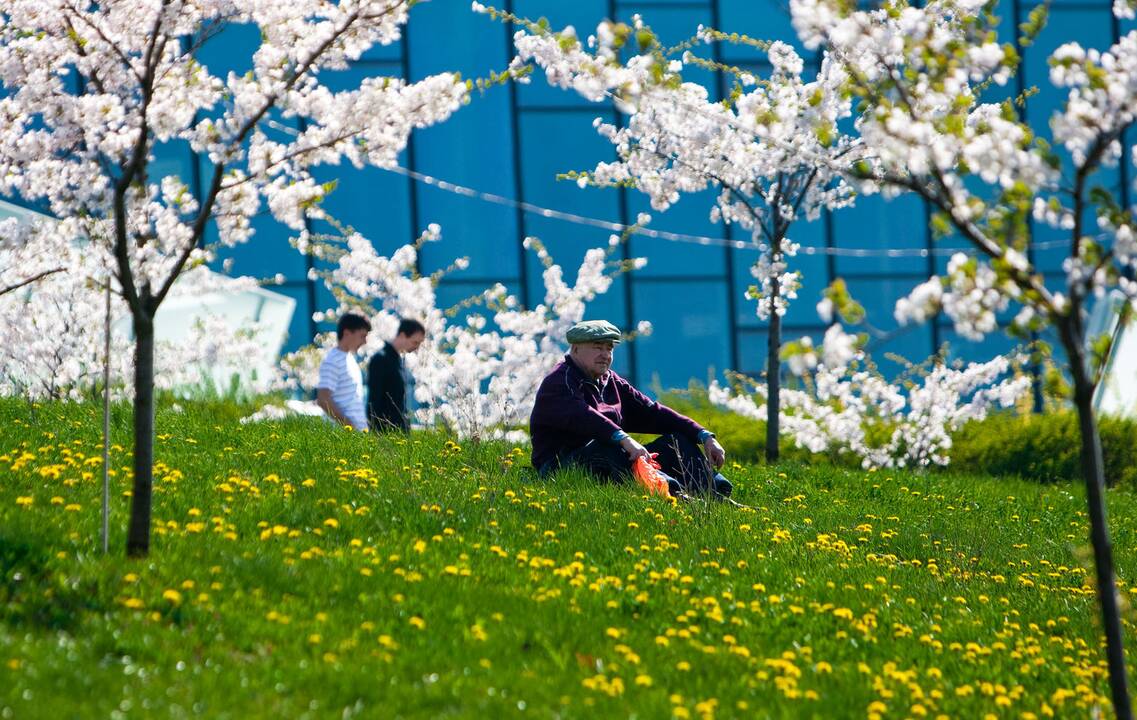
[529,319,733,498]
[367,318,426,432]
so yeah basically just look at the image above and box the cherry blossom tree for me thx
[790,0,1137,712]
[483,7,861,461]
[0,1,474,556]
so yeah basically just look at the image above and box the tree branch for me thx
[155,2,412,308]
[0,267,66,297]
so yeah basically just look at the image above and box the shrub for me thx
[951,412,1137,488]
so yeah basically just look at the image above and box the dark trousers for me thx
[543,433,717,495]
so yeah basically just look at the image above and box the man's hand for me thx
[704,437,726,469]
[620,436,650,462]
[315,388,351,428]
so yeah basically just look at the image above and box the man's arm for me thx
[316,388,352,427]
[616,377,726,467]
[617,377,704,438]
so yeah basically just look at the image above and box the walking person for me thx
[368,318,426,433]
[316,313,371,431]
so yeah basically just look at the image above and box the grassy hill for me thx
[2,398,1136,718]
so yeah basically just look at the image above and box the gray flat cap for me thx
[566,320,622,345]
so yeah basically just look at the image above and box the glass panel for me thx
[195,22,259,77]
[632,279,730,389]
[736,328,768,376]
[272,283,317,349]
[864,323,934,374]
[614,7,711,47]
[841,274,934,357]
[518,110,622,285]
[626,191,726,276]
[938,328,1018,365]
[150,139,197,194]
[312,161,415,257]
[411,107,519,278]
[833,193,928,275]
[1023,7,1114,142]
[409,4,509,78]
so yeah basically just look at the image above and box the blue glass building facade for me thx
[183,0,1133,390]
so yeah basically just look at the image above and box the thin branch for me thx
[1071,122,1132,306]
[61,2,145,84]
[0,267,66,296]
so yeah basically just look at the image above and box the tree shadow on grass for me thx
[0,534,106,632]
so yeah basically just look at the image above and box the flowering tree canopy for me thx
[485,6,862,460]
[0,0,476,555]
[788,0,1137,712]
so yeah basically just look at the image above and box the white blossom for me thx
[711,326,1030,469]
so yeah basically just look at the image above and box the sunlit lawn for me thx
[2,398,1136,719]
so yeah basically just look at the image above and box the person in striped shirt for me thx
[316,313,371,431]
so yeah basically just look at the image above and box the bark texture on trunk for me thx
[765,234,783,464]
[125,311,155,557]
[766,309,781,463]
[1062,321,1132,720]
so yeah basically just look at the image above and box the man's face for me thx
[572,341,615,379]
[397,331,425,354]
[344,328,369,352]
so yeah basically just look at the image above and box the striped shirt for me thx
[317,347,367,431]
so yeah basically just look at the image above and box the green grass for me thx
[2,398,1137,719]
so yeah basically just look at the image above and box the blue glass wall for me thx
[177,0,1131,390]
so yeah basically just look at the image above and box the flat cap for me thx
[566,320,622,345]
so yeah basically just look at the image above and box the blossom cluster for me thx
[709,325,1031,469]
[0,218,275,400]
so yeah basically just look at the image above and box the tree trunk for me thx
[765,237,782,464]
[125,310,156,557]
[1063,325,1132,720]
[766,310,782,463]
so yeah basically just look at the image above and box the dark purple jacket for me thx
[529,355,706,470]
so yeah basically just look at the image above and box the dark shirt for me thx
[367,341,408,432]
[529,354,705,470]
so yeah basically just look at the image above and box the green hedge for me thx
[660,388,1137,487]
[950,411,1137,487]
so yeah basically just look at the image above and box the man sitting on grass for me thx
[529,319,733,499]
